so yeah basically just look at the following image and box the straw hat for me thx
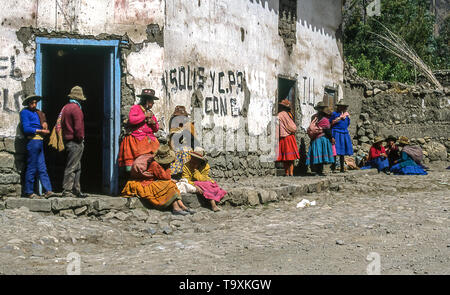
[22,94,41,106]
[68,86,86,101]
[171,105,190,117]
[373,136,384,144]
[314,101,326,110]
[154,145,176,165]
[189,146,207,162]
[278,99,291,108]
[398,136,410,145]
[335,100,349,107]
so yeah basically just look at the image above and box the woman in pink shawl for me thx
[306,104,335,176]
[277,99,300,176]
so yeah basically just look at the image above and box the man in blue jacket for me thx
[19,94,54,199]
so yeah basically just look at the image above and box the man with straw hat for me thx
[360,136,390,174]
[61,85,88,198]
[19,94,54,199]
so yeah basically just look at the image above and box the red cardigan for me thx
[368,146,386,161]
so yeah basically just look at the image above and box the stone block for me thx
[0,201,5,210]
[3,137,16,153]
[93,198,128,211]
[258,190,278,204]
[0,173,20,184]
[222,188,247,206]
[0,153,14,169]
[6,198,52,212]
[423,141,447,161]
[291,184,308,197]
[51,198,91,211]
[60,209,76,218]
[74,206,88,215]
[245,190,260,206]
[181,193,202,208]
[0,184,16,196]
[271,186,290,199]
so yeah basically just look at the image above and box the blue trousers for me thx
[25,139,52,194]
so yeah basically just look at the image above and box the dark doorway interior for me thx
[41,45,107,194]
[278,77,296,118]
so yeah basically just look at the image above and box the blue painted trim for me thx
[113,46,121,195]
[36,37,119,47]
[35,43,43,195]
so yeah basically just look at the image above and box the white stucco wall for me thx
[161,0,343,135]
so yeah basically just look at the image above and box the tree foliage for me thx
[343,0,449,83]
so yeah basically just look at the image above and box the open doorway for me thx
[35,38,121,195]
[277,77,296,118]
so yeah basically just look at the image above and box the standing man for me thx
[61,86,88,198]
[19,94,54,199]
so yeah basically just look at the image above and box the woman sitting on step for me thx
[361,136,390,174]
[182,147,227,212]
[390,136,427,175]
[121,145,194,216]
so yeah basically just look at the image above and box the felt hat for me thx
[171,105,190,117]
[385,135,397,142]
[373,136,384,144]
[154,145,176,165]
[335,100,349,107]
[68,86,86,101]
[278,99,291,108]
[22,94,42,106]
[398,136,410,145]
[137,88,159,100]
[189,146,207,162]
[314,101,326,110]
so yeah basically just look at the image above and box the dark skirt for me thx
[360,157,389,172]
[390,163,428,175]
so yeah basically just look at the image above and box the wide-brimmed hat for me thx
[278,99,291,108]
[154,145,176,165]
[398,136,410,145]
[385,135,397,142]
[137,88,159,100]
[171,105,190,117]
[68,86,86,101]
[335,100,349,107]
[22,94,42,106]
[373,136,384,144]
[189,147,207,162]
[314,101,326,110]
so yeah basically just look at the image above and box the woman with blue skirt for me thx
[390,136,427,175]
[306,103,334,176]
[361,136,390,174]
[330,100,353,172]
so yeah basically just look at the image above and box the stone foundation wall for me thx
[0,136,25,197]
[344,64,450,163]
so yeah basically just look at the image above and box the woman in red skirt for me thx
[277,99,300,176]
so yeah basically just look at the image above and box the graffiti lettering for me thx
[0,56,23,80]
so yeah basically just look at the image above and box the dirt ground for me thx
[0,163,449,275]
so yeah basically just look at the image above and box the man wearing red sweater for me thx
[61,86,88,198]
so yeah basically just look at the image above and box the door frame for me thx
[35,37,121,195]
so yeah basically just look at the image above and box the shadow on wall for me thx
[249,0,342,39]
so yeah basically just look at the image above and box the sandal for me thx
[27,193,42,199]
[185,208,196,214]
[172,209,189,216]
[43,191,55,199]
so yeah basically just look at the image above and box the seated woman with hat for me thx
[168,105,199,178]
[118,89,160,172]
[182,147,227,212]
[360,136,390,174]
[390,136,427,175]
[385,135,400,168]
[329,100,353,173]
[276,99,300,176]
[121,145,193,215]
[306,102,335,176]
